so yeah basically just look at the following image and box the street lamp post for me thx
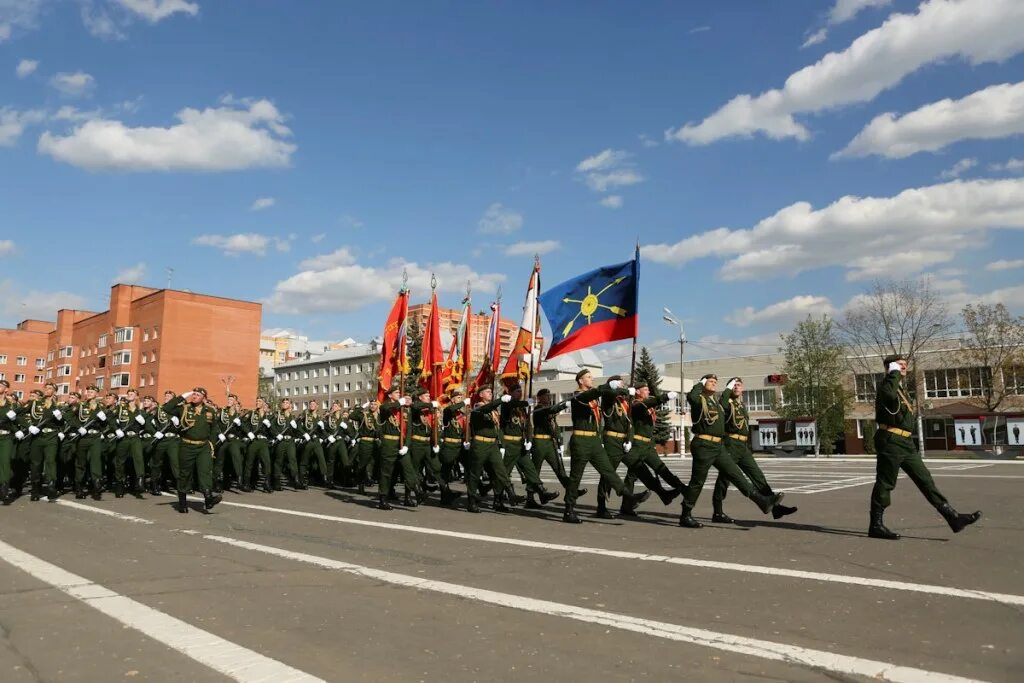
[663,308,686,457]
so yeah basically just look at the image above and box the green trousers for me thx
[409,437,432,482]
[299,438,328,483]
[597,433,628,505]
[502,440,545,493]
[682,437,755,510]
[177,440,213,494]
[30,434,59,484]
[467,438,511,504]
[621,441,684,500]
[151,437,180,483]
[870,431,947,514]
[0,437,12,485]
[356,438,378,483]
[215,438,244,486]
[531,437,569,487]
[566,433,625,507]
[114,436,145,483]
[439,442,463,482]
[75,436,104,488]
[273,438,299,486]
[379,439,419,496]
[713,436,773,513]
[326,438,352,482]
[244,438,271,484]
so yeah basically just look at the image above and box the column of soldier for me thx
[0,356,982,536]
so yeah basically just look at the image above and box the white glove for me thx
[15,430,25,440]
[888,361,903,373]
[115,429,125,439]
[97,410,108,421]
[431,400,440,408]
[58,432,65,441]
[317,420,325,429]
[667,391,678,400]
[339,421,348,430]
[399,446,409,455]
[400,397,412,406]
[5,409,16,420]
[218,433,227,442]
[289,420,298,429]
[247,431,255,440]
[501,395,511,403]
[135,414,145,425]
[627,387,636,396]
[276,434,284,441]
[463,398,471,406]
[78,427,87,436]
[463,441,470,450]
[524,440,532,451]
[29,425,40,435]
[558,445,565,456]
[303,433,311,442]
[700,377,708,386]
[53,409,63,420]
[623,442,633,453]
[171,416,179,426]
[182,391,194,399]
[262,418,271,428]
[328,435,336,444]
[233,417,242,426]
[361,402,369,409]
[609,380,623,389]
[432,445,440,454]
[527,398,535,407]
[499,447,506,456]
[155,431,164,440]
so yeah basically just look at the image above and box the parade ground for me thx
[0,457,1021,682]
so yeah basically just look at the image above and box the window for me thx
[334,383,341,392]
[57,365,71,376]
[0,373,4,381]
[152,326,159,339]
[95,377,105,390]
[1004,366,1024,396]
[98,334,107,348]
[356,364,363,373]
[33,374,44,383]
[924,367,992,399]
[141,354,147,365]
[139,376,146,387]
[111,373,131,388]
[283,388,290,397]
[45,369,52,379]
[345,382,351,392]
[149,373,155,386]
[143,329,150,342]
[0,355,6,364]
[113,351,131,366]
[855,373,885,403]
[302,370,309,379]
[12,391,22,400]
[345,365,351,375]
[45,352,53,363]
[60,346,73,358]
[356,381,363,390]
[313,368,320,378]
[114,327,134,343]
[344,399,351,408]
[745,389,776,412]
[314,385,320,394]
[16,356,27,366]
[333,366,340,376]
[150,351,157,362]
[80,349,86,358]
[14,373,26,383]
[303,386,309,395]
[98,356,106,369]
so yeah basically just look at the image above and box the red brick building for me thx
[0,320,54,399]
[1,284,262,404]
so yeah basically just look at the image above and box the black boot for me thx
[562,503,582,524]
[466,497,481,513]
[937,503,981,533]
[492,491,509,513]
[594,497,615,519]
[74,483,87,500]
[30,480,42,502]
[203,490,222,512]
[868,510,899,539]
[46,481,58,502]
[540,489,560,505]
[134,477,145,499]
[679,505,703,528]
[149,479,163,496]
[377,494,393,510]
[524,493,543,509]
[751,491,783,514]
[712,511,736,524]
[772,503,798,519]
[619,489,650,510]
[91,482,102,501]
[177,491,189,513]
[0,483,10,505]
[114,480,125,498]
[618,497,639,517]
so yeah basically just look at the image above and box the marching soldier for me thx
[25,382,65,502]
[376,388,423,510]
[438,388,471,507]
[71,384,107,500]
[711,378,796,523]
[299,399,332,489]
[562,370,646,524]
[408,389,440,507]
[57,391,81,493]
[619,383,685,516]
[353,399,380,495]
[467,387,515,513]
[112,388,147,498]
[500,385,558,507]
[869,356,981,539]
[270,398,303,490]
[149,390,181,495]
[161,387,223,513]
[0,379,18,504]
[679,374,782,528]
[214,394,245,492]
[596,374,634,519]
[324,401,352,487]
[242,397,273,492]
[524,388,583,509]
[137,395,160,493]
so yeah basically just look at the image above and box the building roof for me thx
[274,343,378,369]
[542,349,603,373]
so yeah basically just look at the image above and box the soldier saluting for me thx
[161,387,223,514]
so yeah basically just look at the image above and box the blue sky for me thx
[2,0,1023,371]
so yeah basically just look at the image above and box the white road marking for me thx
[202,532,985,683]
[180,497,1024,609]
[56,498,155,524]
[0,538,324,683]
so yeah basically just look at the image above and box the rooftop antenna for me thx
[166,267,174,289]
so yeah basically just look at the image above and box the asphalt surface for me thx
[0,457,1021,682]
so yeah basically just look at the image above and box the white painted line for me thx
[56,499,155,524]
[0,537,325,683]
[203,532,984,683]
[183,497,1024,609]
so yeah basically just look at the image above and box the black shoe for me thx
[114,481,125,498]
[576,487,588,498]
[46,481,58,502]
[213,484,223,494]
[524,497,543,510]
[75,488,88,500]
[540,490,560,505]
[1,483,10,505]
[30,485,41,502]
[938,503,981,533]
[492,493,510,513]
[91,484,102,501]
[772,504,797,519]
[594,509,615,519]
[868,511,899,539]
[679,506,703,528]
[467,499,481,513]
[377,496,393,511]
[658,488,682,506]
[203,491,223,512]
[751,491,783,514]
[562,505,582,524]
[712,512,736,524]
[262,481,272,493]
[178,492,189,513]
[618,507,639,518]
[620,489,650,509]
[149,483,163,496]
[296,483,308,490]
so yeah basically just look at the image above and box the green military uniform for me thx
[408,399,438,506]
[353,405,380,493]
[71,398,106,499]
[681,382,776,528]
[25,395,64,500]
[0,389,20,502]
[269,409,302,489]
[530,400,571,489]
[596,387,633,517]
[619,391,685,514]
[150,402,181,492]
[376,399,422,508]
[214,405,245,491]
[162,393,221,512]
[299,408,330,487]
[500,397,549,499]
[467,397,513,512]
[112,400,147,497]
[242,407,273,492]
[324,410,352,486]
[57,398,79,492]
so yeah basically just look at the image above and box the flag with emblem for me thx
[539,247,639,360]
[468,299,501,396]
[418,288,445,398]
[500,259,541,390]
[440,293,472,394]
[378,287,409,401]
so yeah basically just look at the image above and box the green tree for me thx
[258,366,278,404]
[778,316,851,456]
[403,315,422,388]
[633,346,672,444]
[960,302,1024,413]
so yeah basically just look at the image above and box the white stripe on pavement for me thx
[188,497,1024,608]
[202,532,984,683]
[57,498,155,524]
[0,538,324,683]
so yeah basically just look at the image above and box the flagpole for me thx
[399,269,409,452]
[491,284,502,397]
[526,255,539,402]
[629,241,640,385]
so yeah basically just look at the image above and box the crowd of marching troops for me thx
[0,357,982,536]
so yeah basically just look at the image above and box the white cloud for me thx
[267,255,506,314]
[0,240,14,256]
[81,3,125,39]
[15,58,37,78]
[837,81,1024,159]
[642,177,1024,282]
[250,196,275,211]
[688,25,710,34]
[299,247,357,270]
[575,148,644,194]
[477,203,523,234]
[38,96,295,172]
[986,259,1024,271]
[801,28,829,49]
[311,232,326,243]
[112,262,146,284]
[944,284,1024,314]
[192,233,291,256]
[0,279,90,323]
[638,134,659,148]
[599,195,624,209]
[0,0,44,42]
[50,71,96,97]
[726,295,835,327]
[340,214,364,229]
[0,23,9,41]
[504,240,560,256]
[0,107,45,146]
[938,157,978,179]
[669,0,1024,145]
[829,0,892,24]
[990,158,1024,173]
[115,0,199,22]
[52,106,101,122]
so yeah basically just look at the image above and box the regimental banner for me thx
[758,423,778,447]
[954,418,983,446]
[1008,418,1024,446]
[795,420,817,448]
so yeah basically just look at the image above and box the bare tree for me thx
[960,303,1024,413]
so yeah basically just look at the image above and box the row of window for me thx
[0,372,27,383]
[0,355,35,366]
[277,364,370,382]
[855,366,1024,402]
[279,381,366,398]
